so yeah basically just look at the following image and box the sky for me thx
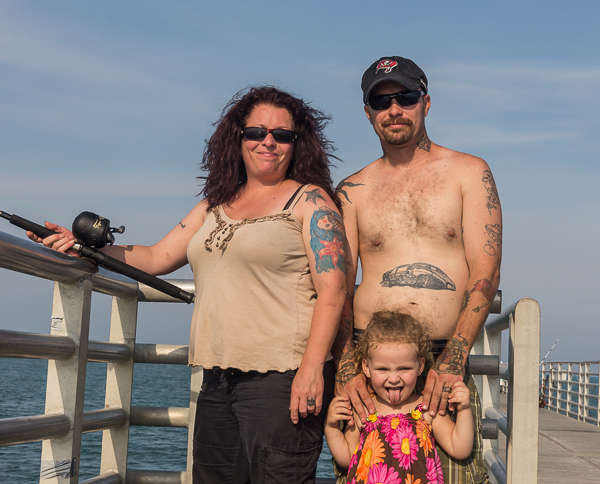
[1,1,599,362]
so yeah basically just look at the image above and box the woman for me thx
[29,86,346,483]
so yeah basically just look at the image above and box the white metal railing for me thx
[540,361,600,426]
[0,230,199,484]
[472,297,541,484]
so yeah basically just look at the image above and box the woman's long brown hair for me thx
[199,86,341,211]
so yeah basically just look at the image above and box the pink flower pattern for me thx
[426,457,442,484]
[391,426,419,469]
[362,413,380,435]
[349,438,363,470]
[381,414,409,441]
[367,463,402,484]
[347,404,444,484]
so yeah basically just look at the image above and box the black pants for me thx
[193,361,335,484]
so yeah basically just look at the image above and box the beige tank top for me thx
[186,185,317,372]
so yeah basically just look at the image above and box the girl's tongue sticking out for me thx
[388,387,402,405]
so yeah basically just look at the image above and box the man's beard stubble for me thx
[379,116,415,146]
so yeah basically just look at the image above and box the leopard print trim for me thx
[204,206,295,254]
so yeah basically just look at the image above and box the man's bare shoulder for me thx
[431,144,492,184]
[336,160,380,205]
[433,144,489,169]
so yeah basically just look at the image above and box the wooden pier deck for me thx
[498,395,600,483]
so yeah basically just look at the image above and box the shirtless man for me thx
[332,56,501,482]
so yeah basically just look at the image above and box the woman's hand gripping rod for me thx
[0,210,194,304]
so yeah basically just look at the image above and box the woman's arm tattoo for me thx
[309,207,346,273]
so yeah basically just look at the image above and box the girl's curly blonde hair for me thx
[355,311,434,387]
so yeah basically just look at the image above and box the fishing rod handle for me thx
[0,212,56,239]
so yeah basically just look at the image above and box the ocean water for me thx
[0,358,335,482]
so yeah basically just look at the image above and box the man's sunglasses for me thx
[241,127,297,143]
[368,90,424,111]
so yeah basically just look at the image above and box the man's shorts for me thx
[435,368,489,484]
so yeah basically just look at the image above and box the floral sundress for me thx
[347,403,444,484]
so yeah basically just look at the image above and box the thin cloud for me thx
[0,8,193,92]
[429,62,600,111]
[1,173,195,201]
[433,122,579,147]
[433,62,600,88]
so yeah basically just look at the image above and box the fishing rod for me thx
[539,338,560,366]
[0,210,194,304]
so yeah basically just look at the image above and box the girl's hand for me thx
[326,396,353,429]
[290,362,324,424]
[448,381,471,412]
[27,222,79,257]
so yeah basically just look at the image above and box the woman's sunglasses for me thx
[368,90,424,111]
[241,127,297,143]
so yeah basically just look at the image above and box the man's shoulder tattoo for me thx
[336,179,365,204]
[482,170,500,215]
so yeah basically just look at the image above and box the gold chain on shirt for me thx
[204,206,295,254]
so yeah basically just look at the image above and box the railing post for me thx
[99,295,139,481]
[576,363,583,422]
[506,297,540,484]
[593,363,596,425]
[585,364,588,423]
[561,365,565,412]
[186,366,203,483]
[550,364,559,411]
[40,278,93,483]
[481,325,502,461]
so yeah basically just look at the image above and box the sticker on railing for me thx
[51,316,63,331]
[40,459,76,479]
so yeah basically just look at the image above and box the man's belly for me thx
[354,260,469,339]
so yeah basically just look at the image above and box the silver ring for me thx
[307,397,316,407]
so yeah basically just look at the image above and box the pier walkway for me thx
[497,395,600,483]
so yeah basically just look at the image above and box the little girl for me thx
[326,311,473,483]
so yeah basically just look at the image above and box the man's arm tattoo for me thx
[304,188,326,205]
[482,170,500,215]
[179,221,186,228]
[417,134,431,152]
[335,341,357,386]
[432,333,469,375]
[460,290,470,313]
[468,278,495,313]
[483,223,502,256]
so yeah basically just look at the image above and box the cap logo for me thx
[376,60,398,74]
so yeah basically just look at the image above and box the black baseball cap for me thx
[361,56,428,105]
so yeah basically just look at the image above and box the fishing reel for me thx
[72,211,125,249]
